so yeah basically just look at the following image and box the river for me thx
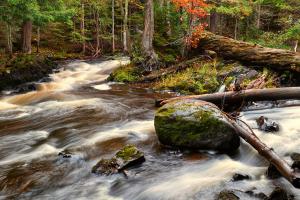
[0,58,299,199]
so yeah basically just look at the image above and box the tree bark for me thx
[158,87,300,107]
[22,21,32,54]
[196,32,300,72]
[227,117,300,188]
[294,40,298,53]
[94,9,100,57]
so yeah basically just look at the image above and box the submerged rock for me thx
[231,173,250,182]
[154,100,240,153]
[217,190,239,200]
[58,150,72,158]
[92,145,145,176]
[256,116,279,132]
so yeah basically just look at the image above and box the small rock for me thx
[245,70,259,79]
[217,190,239,200]
[231,173,250,181]
[267,187,293,200]
[92,144,145,176]
[58,150,72,158]
[256,116,279,132]
[266,164,281,179]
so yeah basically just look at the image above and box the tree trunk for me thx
[80,2,86,54]
[112,0,115,53]
[22,21,32,54]
[166,0,172,36]
[6,23,13,55]
[36,27,40,53]
[196,32,300,72]
[234,17,238,40]
[256,4,261,29]
[209,11,217,33]
[228,117,300,188]
[123,0,129,53]
[294,40,298,53]
[94,9,100,57]
[142,0,158,71]
[157,87,300,107]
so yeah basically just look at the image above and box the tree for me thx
[142,0,159,71]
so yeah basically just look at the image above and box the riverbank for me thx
[108,58,299,96]
[0,54,60,92]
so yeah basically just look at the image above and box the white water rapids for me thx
[0,58,299,199]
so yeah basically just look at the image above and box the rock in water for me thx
[256,116,279,132]
[154,100,240,153]
[267,187,293,200]
[92,145,145,175]
[115,144,145,171]
[217,190,239,200]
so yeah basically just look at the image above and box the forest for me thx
[0,0,300,199]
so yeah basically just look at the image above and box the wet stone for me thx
[231,173,250,182]
[266,164,281,179]
[217,190,239,200]
[92,145,145,176]
[267,187,294,200]
[58,150,72,158]
[291,153,300,169]
[256,116,279,132]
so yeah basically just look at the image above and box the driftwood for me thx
[157,87,300,107]
[227,117,300,188]
[197,32,300,72]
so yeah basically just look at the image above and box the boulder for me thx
[154,99,240,152]
[92,145,145,176]
[266,164,281,179]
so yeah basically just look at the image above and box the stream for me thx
[0,58,299,200]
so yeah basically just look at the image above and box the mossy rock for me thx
[154,100,240,153]
[92,144,145,175]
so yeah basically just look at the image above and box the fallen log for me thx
[226,117,300,188]
[197,32,300,73]
[157,87,300,107]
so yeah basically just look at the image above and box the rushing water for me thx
[0,58,299,200]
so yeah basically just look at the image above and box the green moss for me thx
[108,63,142,83]
[116,145,143,161]
[154,101,237,148]
[155,61,220,94]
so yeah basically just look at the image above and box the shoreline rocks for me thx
[154,99,240,153]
